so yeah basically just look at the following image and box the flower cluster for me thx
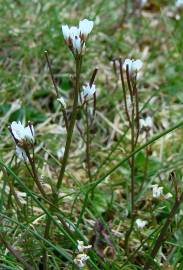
[62,19,94,55]
[136,218,147,229]
[123,59,143,74]
[151,184,173,199]
[152,184,164,198]
[74,254,89,268]
[140,116,153,131]
[74,240,92,268]
[81,82,96,102]
[9,121,35,160]
[9,121,35,145]
[77,240,92,252]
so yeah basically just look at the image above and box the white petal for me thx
[79,19,94,37]
[139,119,146,129]
[61,25,70,40]
[70,26,80,38]
[132,60,143,71]
[11,121,26,141]
[123,59,133,72]
[82,83,96,100]
[136,218,147,228]
[165,193,173,199]
[24,125,34,143]
[145,116,153,128]
[71,36,82,53]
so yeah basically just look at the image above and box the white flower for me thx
[77,240,92,252]
[140,116,153,130]
[16,146,27,161]
[74,253,89,268]
[57,147,65,159]
[57,97,66,109]
[24,125,35,143]
[69,26,80,38]
[132,59,143,71]
[140,0,148,7]
[81,83,96,100]
[71,36,83,54]
[10,121,35,144]
[61,18,93,55]
[61,25,70,41]
[164,193,173,199]
[136,218,147,229]
[176,0,183,8]
[152,184,164,198]
[123,59,143,73]
[79,19,94,39]
[123,59,133,72]
[62,25,80,44]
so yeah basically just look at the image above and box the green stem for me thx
[57,57,82,191]
[42,57,82,269]
[85,106,92,183]
[125,92,136,256]
[25,149,46,198]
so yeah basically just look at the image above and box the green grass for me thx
[1,0,183,269]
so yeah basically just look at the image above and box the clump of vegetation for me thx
[1,0,183,269]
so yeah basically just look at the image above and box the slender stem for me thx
[42,57,82,269]
[133,77,140,132]
[24,157,34,179]
[25,149,46,198]
[131,99,135,215]
[42,218,51,270]
[123,68,140,257]
[119,59,131,127]
[90,68,98,120]
[57,57,82,191]
[138,131,149,194]
[143,192,183,270]
[125,90,136,256]
[126,66,133,101]
[76,122,86,142]
[44,50,59,97]
[9,181,23,210]
[85,105,92,183]
[89,68,98,87]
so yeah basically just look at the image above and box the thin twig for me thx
[42,56,82,269]
[119,58,132,127]
[89,67,98,87]
[89,68,98,120]
[126,65,133,101]
[44,50,59,97]
[85,105,92,183]
[57,57,82,190]
[133,75,140,133]
[25,149,46,198]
